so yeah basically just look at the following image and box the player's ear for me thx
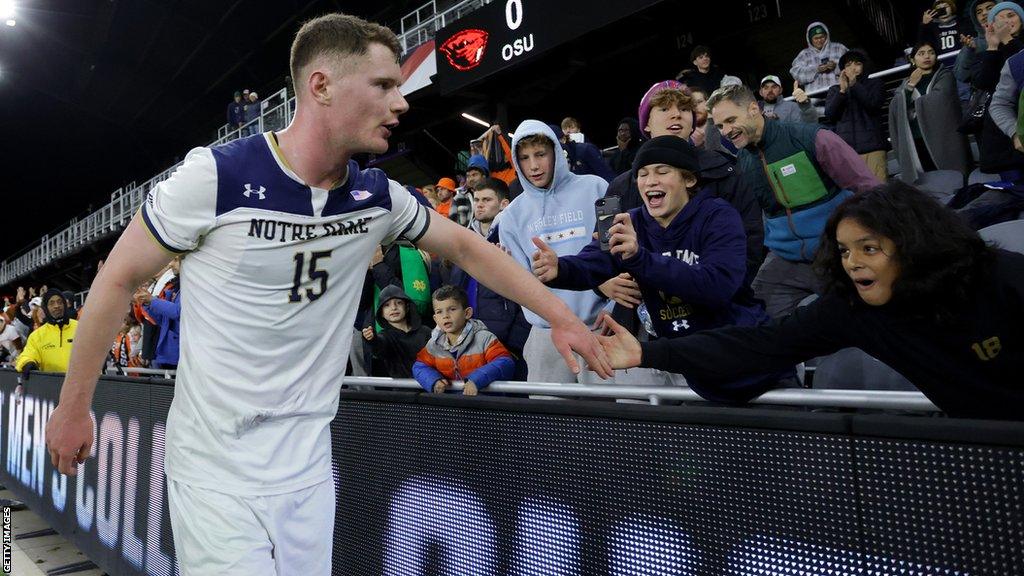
[309,70,331,105]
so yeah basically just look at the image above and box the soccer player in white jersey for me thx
[44,13,612,576]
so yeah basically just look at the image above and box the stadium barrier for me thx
[1,369,1021,574]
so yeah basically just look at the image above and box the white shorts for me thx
[167,477,335,576]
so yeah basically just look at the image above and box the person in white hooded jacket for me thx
[790,21,849,96]
[498,120,612,383]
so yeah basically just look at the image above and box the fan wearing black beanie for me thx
[531,136,790,401]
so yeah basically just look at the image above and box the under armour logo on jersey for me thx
[671,320,689,332]
[243,183,266,200]
[350,189,373,201]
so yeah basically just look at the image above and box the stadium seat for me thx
[914,170,964,205]
[968,168,1001,186]
[812,347,916,391]
[979,220,1024,254]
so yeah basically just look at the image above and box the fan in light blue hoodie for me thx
[498,120,609,328]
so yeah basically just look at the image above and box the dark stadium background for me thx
[0,0,930,291]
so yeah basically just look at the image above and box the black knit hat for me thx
[632,136,701,176]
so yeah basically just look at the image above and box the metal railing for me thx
[103,371,940,411]
[106,366,177,379]
[793,49,960,100]
[215,87,291,143]
[0,86,294,287]
[397,0,491,54]
[206,0,488,142]
[344,377,942,412]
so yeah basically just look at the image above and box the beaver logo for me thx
[439,29,489,71]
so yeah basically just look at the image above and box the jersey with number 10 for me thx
[141,133,430,495]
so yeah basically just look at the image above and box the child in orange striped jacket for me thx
[413,285,514,396]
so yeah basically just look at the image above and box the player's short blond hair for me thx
[289,14,401,97]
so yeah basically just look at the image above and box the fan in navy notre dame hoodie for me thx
[546,136,788,402]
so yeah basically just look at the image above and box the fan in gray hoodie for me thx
[790,22,849,95]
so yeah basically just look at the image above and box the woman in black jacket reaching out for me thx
[594,181,1024,420]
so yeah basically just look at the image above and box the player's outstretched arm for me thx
[416,211,613,378]
[46,213,173,476]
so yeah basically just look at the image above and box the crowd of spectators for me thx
[11,6,1024,418]
[313,7,1024,414]
[2,256,183,382]
[226,88,263,136]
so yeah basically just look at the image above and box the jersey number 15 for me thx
[289,250,332,303]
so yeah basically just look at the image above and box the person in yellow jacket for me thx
[15,289,77,376]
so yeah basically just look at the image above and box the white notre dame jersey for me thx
[141,133,429,495]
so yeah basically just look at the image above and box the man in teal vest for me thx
[708,84,880,318]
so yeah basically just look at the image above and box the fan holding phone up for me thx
[532,136,790,398]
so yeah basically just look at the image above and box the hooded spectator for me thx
[370,241,435,322]
[363,285,431,379]
[790,22,849,95]
[498,120,611,383]
[889,41,970,183]
[677,45,726,96]
[823,51,888,181]
[982,1,1023,63]
[609,117,642,176]
[954,1,996,84]
[16,289,77,376]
